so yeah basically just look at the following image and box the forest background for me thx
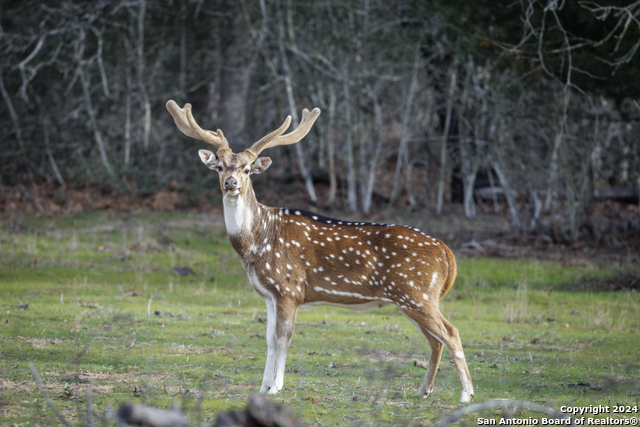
[2,0,640,254]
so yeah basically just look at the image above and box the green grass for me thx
[1,211,638,426]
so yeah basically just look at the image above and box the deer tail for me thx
[440,245,457,300]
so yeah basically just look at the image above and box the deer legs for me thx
[418,331,444,399]
[405,308,474,403]
[259,297,277,393]
[259,297,297,395]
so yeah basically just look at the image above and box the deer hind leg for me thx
[268,303,298,394]
[417,330,443,399]
[259,297,277,394]
[405,308,474,403]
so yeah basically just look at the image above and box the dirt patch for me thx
[49,369,133,383]
[0,378,35,393]
[164,343,231,355]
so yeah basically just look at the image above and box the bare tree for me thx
[436,59,458,216]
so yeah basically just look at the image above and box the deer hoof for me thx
[267,386,280,395]
[418,385,433,399]
[459,390,473,403]
[418,391,431,399]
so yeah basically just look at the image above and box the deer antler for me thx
[166,100,229,150]
[247,108,321,157]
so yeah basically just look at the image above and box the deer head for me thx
[166,100,321,198]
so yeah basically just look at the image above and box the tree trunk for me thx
[567,182,579,241]
[361,97,383,214]
[436,60,458,215]
[488,169,500,213]
[123,32,133,167]
[457,62,478,219]
[43,116,65,186]
[276,0,317,203]
[136,0,151,151]
[389,44,421,208]
[529,190,543,230]
[492,157,522,231]
[218,6,252,143]
[327,84,337,206]
[76,30,115,180]
[79,65,115,180]
[343,80,358,212]
[462,167,478,218]
[544,89,571,211]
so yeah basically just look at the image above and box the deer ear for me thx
[199,149,220,170]
[251,157,272,174]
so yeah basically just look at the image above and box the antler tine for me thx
[166,100,229,150]
[248,108,321,157]
[247,115,292,156]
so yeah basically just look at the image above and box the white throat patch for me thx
[223,193,252,235]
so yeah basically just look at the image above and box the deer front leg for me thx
[259,297,277,393]
[268,303,298,394]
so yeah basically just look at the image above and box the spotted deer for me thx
[166,100,474,402]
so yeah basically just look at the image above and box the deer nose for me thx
[224,176,238,192]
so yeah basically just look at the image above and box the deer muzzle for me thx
[224,176,239,192]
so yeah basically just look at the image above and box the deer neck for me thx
[223,184,265,258]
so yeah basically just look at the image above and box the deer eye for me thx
[217,165,223,171]
[244,168,250,174]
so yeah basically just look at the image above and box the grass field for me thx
[1,211,639,426]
